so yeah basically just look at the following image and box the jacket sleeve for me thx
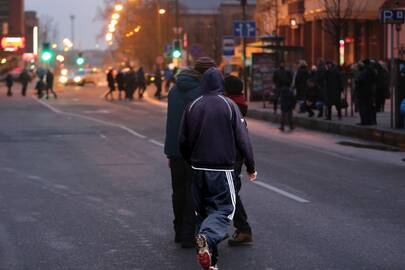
[178,108,191,163]
[231,103,255,174]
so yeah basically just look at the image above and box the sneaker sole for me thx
[196,234,211,270]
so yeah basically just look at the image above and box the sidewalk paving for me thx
[247,101,405,148]
[144,85,405,148]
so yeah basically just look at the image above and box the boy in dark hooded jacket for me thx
[180,68,257,270]
[224,75,253,246]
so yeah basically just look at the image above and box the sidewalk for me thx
[144,85,405,148]
[248,101,405,148]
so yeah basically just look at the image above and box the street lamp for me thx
[115,4,123,12]
[158,8,166,15]
[290,18,298,29]
[112,13,120,20]
[106,32,113,42]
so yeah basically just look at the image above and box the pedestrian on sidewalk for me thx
[137,67,146,99]
[224,75,253,246]
[273,62,293,114]
[20,69,31,97]
[45,70,57,99]
[356,60,377,126]
[295,60,310,103]
[115,69,126,100]
[179,68,257,270]
[154,65,163,100]
[105,68,116,100]
[279,85,296,132]
[164,57,217,249]
[124,67,137,101]
[305,78,323,118]
[5,73,13,97]
[35,76,46,99]
[324,61,343,121]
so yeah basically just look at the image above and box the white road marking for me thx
[99,134,107,139]
[252,180,310,203]
[148,139,164,147]
[27,175,42,180]
[33,98,149,140]
[83,110,110,114]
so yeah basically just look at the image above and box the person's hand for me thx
[248,171,257,181]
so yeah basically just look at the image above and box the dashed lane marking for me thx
[148,139,164,147]
[252,180,310,203]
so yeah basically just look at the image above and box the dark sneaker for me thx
[196,234,211,269]
[228,232,253,246]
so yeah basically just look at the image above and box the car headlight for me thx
[59,76,68,84]
[74,76,82,83]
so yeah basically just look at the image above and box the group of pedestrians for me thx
[104,66,146,101]
[164,57,257,270]
[3,69,56,99]
[270,58,391,129]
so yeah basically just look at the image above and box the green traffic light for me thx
[41,51,53,62]
[172,50,181,59]
[76,57,85,65]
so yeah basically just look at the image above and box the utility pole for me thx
[70,15,75,47]
[241,0,248,100]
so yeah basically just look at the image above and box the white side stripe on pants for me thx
[225,171,236,220]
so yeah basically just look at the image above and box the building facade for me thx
[256,0,386,66]
[180,0,256,63]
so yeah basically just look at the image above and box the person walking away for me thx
[164,57,217,248]
[104,68,116,100]
[115,69,126,100]
[324,61,343,120]
[35,76,46,99]
[45,70,57,99]
[20,69,31,97]
[154,66,163,99]
[273,62,292,114]
[137,67,146,99]
[279,85,296,132]
[224,75,253,246]
[179,68,257,270]
[5,73,13,97]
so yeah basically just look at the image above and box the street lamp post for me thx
[241,0,248,100]
[70,15,75,46]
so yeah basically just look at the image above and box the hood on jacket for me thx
[201,67,225,95]
[175,68,202,92]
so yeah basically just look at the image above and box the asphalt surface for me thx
[0,84,405,270]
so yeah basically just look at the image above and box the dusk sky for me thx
[24,0,247,50]
[25,0,105,50]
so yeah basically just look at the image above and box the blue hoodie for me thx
[164,68,202,158]
[179,68,255,173]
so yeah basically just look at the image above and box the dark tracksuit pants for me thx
[233,157,252,234]
[169,158,195,242]
[192,168,236,265]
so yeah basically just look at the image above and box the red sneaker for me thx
[196,234,211,270]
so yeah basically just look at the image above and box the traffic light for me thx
[172,39,182,59]
[41,43,54,63]
[76,52,85,66]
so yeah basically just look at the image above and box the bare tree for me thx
[320,0,366,56]
[39,15,59,43]
[256,0,279,35]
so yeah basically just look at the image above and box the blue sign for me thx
[233,21,256,38]
[223,36,234,57]
[380,9,405,24]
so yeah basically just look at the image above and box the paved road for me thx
[0,85,404,270]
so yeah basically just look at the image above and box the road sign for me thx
[233,21,256,38]
[380,9,405,24]
[223,36,235,57]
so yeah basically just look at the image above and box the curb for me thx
[247,108,405,149]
